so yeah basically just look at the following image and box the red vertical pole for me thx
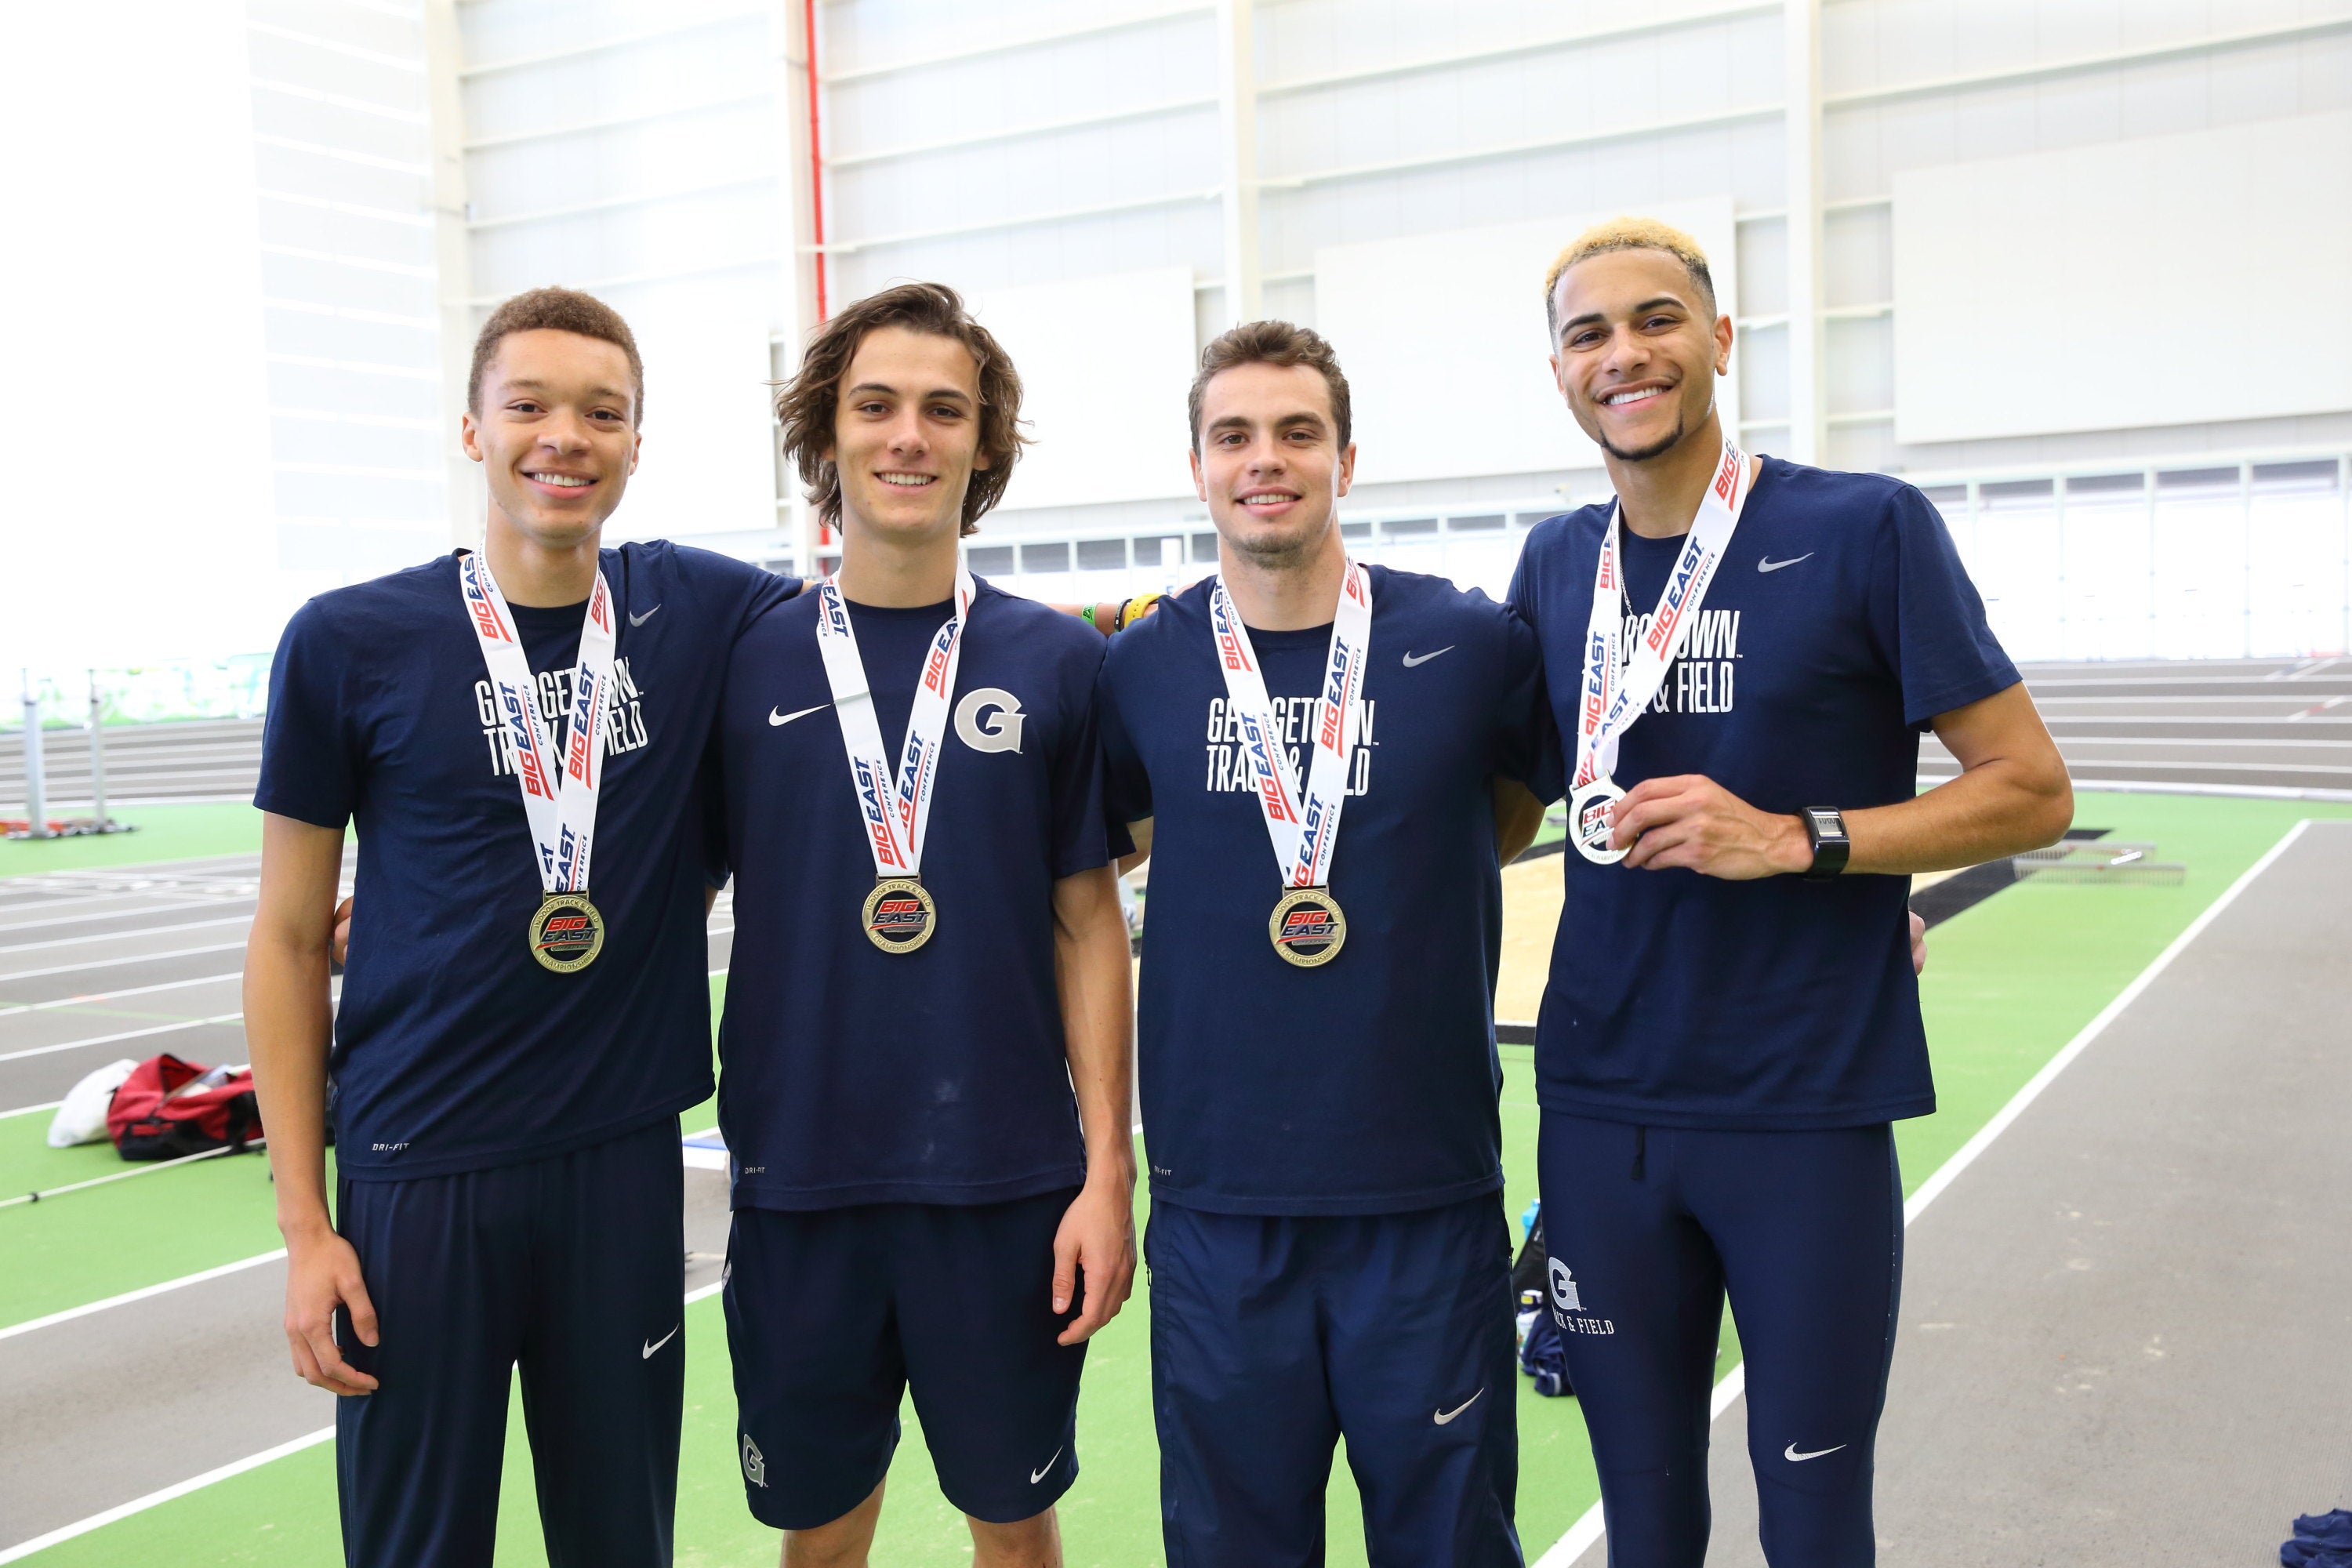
[803,0,828,323]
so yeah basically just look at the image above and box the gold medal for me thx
[528,891,605,973]
[863,877,938,954]
[1269,886,1346,967]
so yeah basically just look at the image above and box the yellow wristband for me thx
[1117,592,1163,631]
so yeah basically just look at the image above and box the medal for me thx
[529,891,606,972]
[458,550,618,971]
[813,569,975,956]
[862,877,938,953]
[1570,440,1753,866]
[1207,563,1373,965]
[1268,886,1346,967]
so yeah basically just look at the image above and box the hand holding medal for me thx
[1569,439,1752,866]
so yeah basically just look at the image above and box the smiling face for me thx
[826,325,989,550]
[1548,248,1733,465]
[462,328,641,546]
[1190,360,1357,569]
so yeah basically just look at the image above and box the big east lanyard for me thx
[1207,562,1371,967]
[812,570,975,954]
[457,550,615,972]
[1569,439,1753,865]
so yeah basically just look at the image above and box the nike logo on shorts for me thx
[1433,1388,1483,1425]
[769,703,828,727]
[1756,553,1813,573]
[642,1324,679,1359]
[1030,1445,1064,1483]
[630,604,661,627]
[1402,646,1454,667]
[1784,1442,1846,1461]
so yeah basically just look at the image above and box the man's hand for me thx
[1051,1173,1137,1345]
[330,895,352,968]
[284,1224,379,1396]
[1610,775,1810,880]
[1910,909,1926,975]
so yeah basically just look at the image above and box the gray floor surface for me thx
[1573,818,2352,1566]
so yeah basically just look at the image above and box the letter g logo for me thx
[954,688,1025,754]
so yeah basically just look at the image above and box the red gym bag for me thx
[107,1054,264,1161]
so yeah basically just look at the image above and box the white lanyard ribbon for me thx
[1573,441,1752,790]
[813,568,976,880]
[1208,561,1373,888]
[458,550,616,894]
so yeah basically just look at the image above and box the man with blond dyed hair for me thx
[1506,217,2071,1565]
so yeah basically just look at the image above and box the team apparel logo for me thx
[528,891,605,973]
[862,877,938,953]
[1548,1257,1582,1313]
[953,687,1025,753]
[741,1434,767,1487]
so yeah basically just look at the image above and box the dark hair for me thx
[1186,320,1352,452]
[468,287,646,421]
[774,281,1028,537]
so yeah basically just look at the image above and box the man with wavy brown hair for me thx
[711,281,1136,1568]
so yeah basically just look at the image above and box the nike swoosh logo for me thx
[768,703,828,727]
[642,1324,679,1359]
[1402,646,1455,668]
[1784,1442,1846,1461]
[1030,1445,1064,1484]
[1756,553,1813,573]
[1433,1388,1483,1425]
[629,604,661,627]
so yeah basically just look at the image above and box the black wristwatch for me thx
[1798,807,1849,880]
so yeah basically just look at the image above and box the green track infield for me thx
[0,802,264,880]
[14,793,2349,1563]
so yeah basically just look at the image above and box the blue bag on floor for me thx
[2282,1508,2352,1567]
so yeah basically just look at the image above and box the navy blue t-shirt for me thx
[255,544,798,1179]
[713,580,1109,1211]
[1098,566,1554,1216]
[1508,456,2020,1131]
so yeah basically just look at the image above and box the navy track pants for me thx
[1537,1112,1902,1568]
[333,1116,685,1568]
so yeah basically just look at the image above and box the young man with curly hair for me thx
[712,281,1136,1568]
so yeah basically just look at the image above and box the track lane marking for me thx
[0,899,253,937]
[0,1249,289,1342]
[0,915,252,956]
[1535,818,2321,1568]
[0,1425,334,1565]
[0,940,252,984]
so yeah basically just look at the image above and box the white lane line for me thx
[0,915,251,957]
[0,1100,62,1120]
[1537,818,2315,1568]
[0,970,248,1020]
[0,898,250,936]
[0,1250,288,1342]
[0,940,251,984]
[0,1425,334,1564]
[0,1268,735,1559]
[0,1013,246,1065]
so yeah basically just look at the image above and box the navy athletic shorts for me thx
[1537,1112,1904,1568]
[1146,1193,1523,1567]
[723,1187,1086,1530]
[332,1115,686,1568]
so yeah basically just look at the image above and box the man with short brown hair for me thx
[1098,319,1552,1566]
[246,285,800,1567]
